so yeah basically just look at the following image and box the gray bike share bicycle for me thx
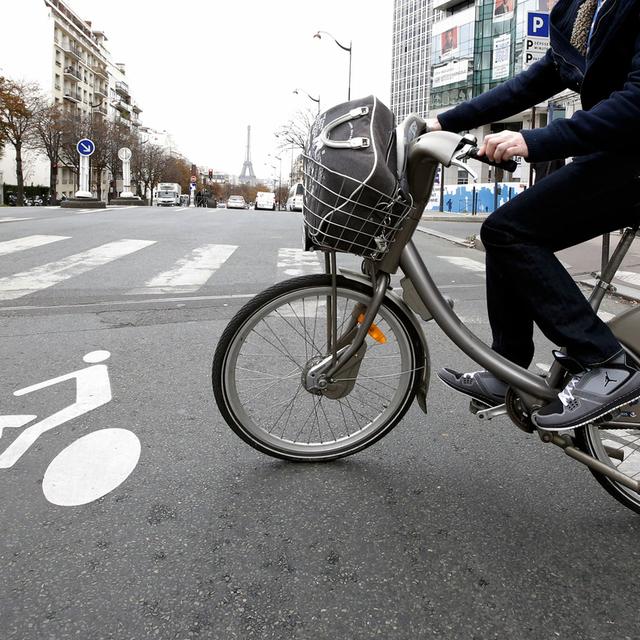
[212,113,640,515]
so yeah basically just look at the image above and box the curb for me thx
[421,214,489,223]
[416,225,474,248]
[577,277,640,304]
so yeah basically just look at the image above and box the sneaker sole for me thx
[533,389,640,432]
[436,372,501,408]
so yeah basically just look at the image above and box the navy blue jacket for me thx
[437,0,640,163]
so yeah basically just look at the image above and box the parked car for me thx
[227,195,247,210]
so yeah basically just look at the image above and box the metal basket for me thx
[302,155,413,260]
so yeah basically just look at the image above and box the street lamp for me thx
[313,31,352,101]
[268,153,283,209]
[293,88,321,114]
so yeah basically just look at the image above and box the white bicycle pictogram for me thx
[0,350,141,506]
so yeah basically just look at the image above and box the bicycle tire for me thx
[574,420,640,515]
[212,274,425,462]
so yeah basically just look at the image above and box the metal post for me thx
[439,165,444,212]
[528,106,536,187]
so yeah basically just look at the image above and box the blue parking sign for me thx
[527,12,549,38]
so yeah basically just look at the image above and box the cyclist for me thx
[432,0,640,430]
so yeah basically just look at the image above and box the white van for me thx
[255,191,276,211]
[156,183,181,206]
[286,183,304,211]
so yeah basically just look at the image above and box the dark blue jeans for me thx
[480,154,640,368]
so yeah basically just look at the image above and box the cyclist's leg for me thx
[480,154,640,368]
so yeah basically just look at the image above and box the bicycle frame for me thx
[320,127,640,494]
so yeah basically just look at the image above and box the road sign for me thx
[76,138,95,157]
[191,175,197,183]
[527,12,549,38]
[118,147,132,162]
[524,12,550,70]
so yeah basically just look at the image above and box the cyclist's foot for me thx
[437,368,508,407]
[532,351,640,431]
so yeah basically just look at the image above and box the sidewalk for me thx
[418,214,640,303]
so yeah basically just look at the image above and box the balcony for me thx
[131,102,142,113]
[92,64,108,80]
[62,43,82,61]
[94,85,107,98]
[63,65,82,82]
[63,91,81,103]
[115,81,130,98]
[114,99,131,113]
[94,103,108,116]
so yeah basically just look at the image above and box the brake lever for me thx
[450,158,479,183]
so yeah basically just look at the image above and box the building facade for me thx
[391,0,578,201]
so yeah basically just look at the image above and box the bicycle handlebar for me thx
[465,148,518,174]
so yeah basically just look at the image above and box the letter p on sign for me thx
[527,12,550,38]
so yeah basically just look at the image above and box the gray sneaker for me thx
[437,368,508,407]
[532,352,640,431]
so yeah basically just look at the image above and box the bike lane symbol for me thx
[0,350,141,506]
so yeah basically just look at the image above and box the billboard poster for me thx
[493,0,515,22]
[441,27,459,59]
[432,59,470,88]
[492,33,511,80]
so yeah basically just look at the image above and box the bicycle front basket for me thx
[302,95,412,260]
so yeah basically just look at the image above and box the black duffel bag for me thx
[303,95,410,259]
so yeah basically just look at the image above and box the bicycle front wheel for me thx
[212,274,424,461]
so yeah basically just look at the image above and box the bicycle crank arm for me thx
[475,403,508,421]
[541,432,640,495]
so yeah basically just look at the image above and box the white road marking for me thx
[615,270,640,287]
[437,255,486,273]
[0,350,113,469]
[0,217,35,223]
[42,428,141,506]
[130,243,238,294]
[174,207,188,212]
[0,415,37,437]
[0,239,156,300]
[0,235,69,256]
[277,248,322,277]
[598,310,615,322]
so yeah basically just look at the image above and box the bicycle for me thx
[212,115,640,515]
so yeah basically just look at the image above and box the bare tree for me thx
[275,108,316,152]
[0,77,43,205]
[33,102,64,203]
[59,109,90,189]
[131,141,167,204]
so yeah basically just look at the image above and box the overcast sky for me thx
[2,0,394,182]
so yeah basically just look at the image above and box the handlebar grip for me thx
[466,149,518,174]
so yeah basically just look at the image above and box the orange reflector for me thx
[357,313,387,344]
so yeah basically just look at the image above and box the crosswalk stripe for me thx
[615,270,640,287]
[277,248,322,277]
[130,244,238,294]
[0,239,156,301]
[437,255,486,273]
[0,235,69,256]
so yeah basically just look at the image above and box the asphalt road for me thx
[1,205,638,639]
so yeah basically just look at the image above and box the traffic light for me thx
[208,169,213,179]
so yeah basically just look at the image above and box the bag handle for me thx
[319,107,371,149]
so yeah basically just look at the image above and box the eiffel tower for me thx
[239,125,256,185]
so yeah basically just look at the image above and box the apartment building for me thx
[0,0,143,199]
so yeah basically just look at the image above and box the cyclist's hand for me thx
[426,118,442,132]
[479,131,528,163]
